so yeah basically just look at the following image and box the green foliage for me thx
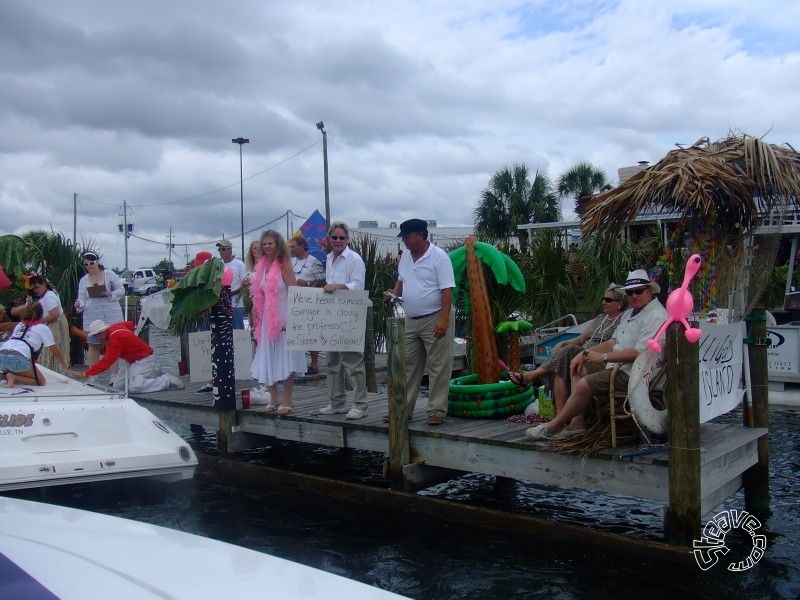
[557,162,611,218]
[351,234,397,350]
[154,259,176,273]
[474,164,558,253]
[168,258,223,334]
[0,231,84,317]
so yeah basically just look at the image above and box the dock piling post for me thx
[365,304,377,393]
[386,316,409,490]
[664,322,701,545]
[743,308,770,516]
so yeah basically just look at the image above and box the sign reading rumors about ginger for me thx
[286,287,369,353]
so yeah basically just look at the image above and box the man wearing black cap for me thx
[385,218,455,426]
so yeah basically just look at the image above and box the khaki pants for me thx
[405,310,454,416]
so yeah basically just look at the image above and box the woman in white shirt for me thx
[11,274,70,371]
[1,303,68,387]
[74,251,124,366]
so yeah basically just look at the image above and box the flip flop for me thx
[264,404,278,413]
[276,405,293,416]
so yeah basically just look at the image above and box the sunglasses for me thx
[601,297,619,303]
[83,261,97,267]
[625,288,648,297]
[330,236,347,241]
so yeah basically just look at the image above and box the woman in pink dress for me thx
[250,230,306,414]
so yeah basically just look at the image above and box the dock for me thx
[131,370,765,518]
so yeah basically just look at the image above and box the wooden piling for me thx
[664,322,701,545]
[386,316,409,490]
[743,308,770,516]
[365,304,377,393]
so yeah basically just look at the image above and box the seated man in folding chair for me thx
[67,320,184,393]
[525,269,667,441]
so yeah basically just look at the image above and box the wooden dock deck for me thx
[131,373,765,516]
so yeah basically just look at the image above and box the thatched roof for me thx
[578,134,800,236]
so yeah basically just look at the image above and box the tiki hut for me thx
[577,134,800,317]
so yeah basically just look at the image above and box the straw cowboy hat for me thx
[616,269,661,294]
[86,319,110,337]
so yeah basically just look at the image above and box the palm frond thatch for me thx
[578,134,800,236]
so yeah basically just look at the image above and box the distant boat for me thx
[0,496,409,599]
[0,366,197,491]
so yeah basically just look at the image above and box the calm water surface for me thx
[6,328,799,599]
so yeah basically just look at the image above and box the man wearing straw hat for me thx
[525,268,667,440]
[67,320,184,392]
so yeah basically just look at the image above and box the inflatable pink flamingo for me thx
[647,254,703,352]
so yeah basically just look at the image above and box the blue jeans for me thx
[232,306,245,330]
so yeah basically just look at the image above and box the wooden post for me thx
[743,308,770,516]
[386,316,409,490]
[364,304,377,393]
[664,322,701,545]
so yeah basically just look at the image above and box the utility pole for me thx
[73,193,77,246]
[316,122,330,227]
[231,137,249,259]
[123,200,129,271]
[118,201,133,271]
[168,228,173,268]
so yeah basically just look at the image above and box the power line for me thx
[82,140,321,209]
[126,209,311,248]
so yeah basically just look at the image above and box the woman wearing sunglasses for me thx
[75,251,124,367]
[525,269,667,441]
[509,283,626,415]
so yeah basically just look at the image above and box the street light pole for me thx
[315,121,330,228]
[231,137,250,258]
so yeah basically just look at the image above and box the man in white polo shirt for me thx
[385,218,455,426]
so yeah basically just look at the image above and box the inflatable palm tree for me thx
[449,236,526,383]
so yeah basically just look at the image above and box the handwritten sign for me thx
[285,287,369,352]
[698,322,745,422]
[188,330,253,382]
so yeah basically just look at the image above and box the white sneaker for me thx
[166,374,185,390]
[345,407,367,420]
[318,405,349,415]
[525,423,557,440]
[250,389,271,406]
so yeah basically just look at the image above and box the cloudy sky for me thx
[1,0,798,270]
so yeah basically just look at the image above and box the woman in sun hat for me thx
[509,283,626,415]
[75,251,125,367]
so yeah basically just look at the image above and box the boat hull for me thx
[0,367,196,491]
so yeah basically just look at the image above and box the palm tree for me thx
[474,164,558,253]
[557,162,611,220]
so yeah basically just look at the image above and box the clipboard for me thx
[87,283,107,298]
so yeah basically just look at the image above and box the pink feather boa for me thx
[251,257,283,342]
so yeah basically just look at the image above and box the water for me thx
[5,328,799,599]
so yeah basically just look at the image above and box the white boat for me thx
[0,366,197,491]
[0,496,408,600]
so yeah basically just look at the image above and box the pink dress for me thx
[250,271,306,386]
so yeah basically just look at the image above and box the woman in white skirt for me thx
[250,230,306,414]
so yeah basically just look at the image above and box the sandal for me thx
[264,404,278,413]
[276,405,293,416]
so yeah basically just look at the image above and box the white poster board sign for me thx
[188,330,253,382]
[285,287,369,352]
[698,322,746,422]
[766,325,800,375]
